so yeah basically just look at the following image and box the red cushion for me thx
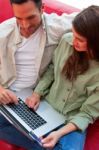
[0,140,26,150]
[0,0,14,23]
[43,0,79,15]
[84,120,99,150]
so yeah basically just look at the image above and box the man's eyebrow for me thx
[27,15,36,19]
[15,16,22,20]
[15,15,35,20]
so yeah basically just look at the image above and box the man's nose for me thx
[21,20,30,28]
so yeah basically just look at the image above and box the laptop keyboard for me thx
[7,98,47,130]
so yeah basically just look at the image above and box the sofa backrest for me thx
[43,0,80,15]
[0,0,80,23]
[0,0,14,22]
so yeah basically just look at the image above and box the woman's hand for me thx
[41,131,61,149]
[41,122,78,149]
[0,86,18,104]
[25,92,41,110]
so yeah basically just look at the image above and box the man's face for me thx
[12,1,43,38]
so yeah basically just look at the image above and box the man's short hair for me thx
[10,0,42,9]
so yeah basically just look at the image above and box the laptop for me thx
[0,88,65,146]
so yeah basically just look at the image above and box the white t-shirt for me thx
[10,26,43,91]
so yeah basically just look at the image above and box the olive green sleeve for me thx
[34,62,54,97]
[69,82,99,131]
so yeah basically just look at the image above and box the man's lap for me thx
[0,114,44,149]
[0,114,86,150]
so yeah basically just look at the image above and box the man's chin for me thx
[20,31,33,38]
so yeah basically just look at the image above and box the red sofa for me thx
[0,0,99,150]
[0,0,79,23]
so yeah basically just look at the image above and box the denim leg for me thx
[54,130,86,150]
[0,114,45,150]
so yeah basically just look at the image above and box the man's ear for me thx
[41,3,45,13]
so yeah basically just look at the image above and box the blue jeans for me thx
[0,114,86,150]
[54,130,86,150]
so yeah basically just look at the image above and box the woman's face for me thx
[72,26,88,52]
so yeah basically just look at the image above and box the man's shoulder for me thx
[0,17,16,37]
[43,12,77,24]
[43,12,67,23]
[43,12,60,19]
[43,12,60,27]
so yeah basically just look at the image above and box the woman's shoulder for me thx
[54,32,73,58]
[61,32,73,46]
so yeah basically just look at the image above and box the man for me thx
[0,0,76,149]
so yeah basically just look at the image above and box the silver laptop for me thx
[0,88,65,146]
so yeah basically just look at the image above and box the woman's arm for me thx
[41,122,78,149]
[69,82,99,132]
[34,62,54,97]
[25,62,54,109]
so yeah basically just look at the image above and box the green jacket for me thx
[34,33,99,131]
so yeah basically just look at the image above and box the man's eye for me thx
[28,16,35,20]
[17,18,22,21]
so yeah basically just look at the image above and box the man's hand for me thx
[0,86,18,104]
[25,92,41,110]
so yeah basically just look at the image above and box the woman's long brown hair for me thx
[62,5,99,81]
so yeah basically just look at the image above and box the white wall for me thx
[57,0,99,9]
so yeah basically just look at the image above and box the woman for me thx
[26,5,99,150]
